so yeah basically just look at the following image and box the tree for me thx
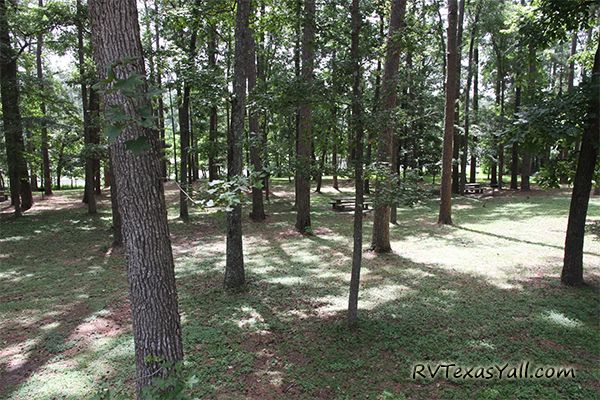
[36,0,52,196]
[438,0,458,225]
[295,0,315,234]
[0,0,32,215]
[371,0,407,252]
[88,0,183,395]
[561,40,599,286]
[347,0,364,328]
[247,4,266,222]
[77,0,97,214]
[225,0,249,289]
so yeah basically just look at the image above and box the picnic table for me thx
[0,189,6,202]
[464,183,484,194]
[330,197,372,212]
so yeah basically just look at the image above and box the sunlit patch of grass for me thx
[540,310,584,329]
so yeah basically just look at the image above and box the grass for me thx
[0,180,599,399]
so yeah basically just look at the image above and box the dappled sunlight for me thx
[315,284,413,316]
[540,310,584,329]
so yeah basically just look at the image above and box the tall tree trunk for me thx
[438,0,458,225]
[295,0,315,233]
[365,13,384,195]
[469,45,478,183]
[225,0,249,288]
[510,85,521,190]
[78,0,96,213]
[561,41,600,286]
[371,0,407,252]
[168,86,178,181]
[451,0,465,195]
[153,0,167,179]
[89,0,183,395]
[247,9,265,221]
[347,0,364,328]
[36,0,52,196]
[0,0,31,215]
[521,42,536,192]
[178,32,197,220]
[208,27,219,182]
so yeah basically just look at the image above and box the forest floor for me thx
[0,179,599,399]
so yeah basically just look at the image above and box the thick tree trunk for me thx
[295,0,315,233]
[225,0,249,289]
[247,11,265,221]
[561,41,600,286]
[347,0,364,328]
[0,0,32,215]
[36,1,52,196]
[371,0,407,252]
[89,0,183,395]
[438,0,458,225]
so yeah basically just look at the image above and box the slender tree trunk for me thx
[332,106,339,190]
[469,45,478,183]
[438,0,458,225]
[0,0,31,215]
[225,0,249,288]
[36,0,52,196]
[78,0,96,213]
[295,0,315,233]
[247,9,265,221]
[371,0,407,252]
[208,27,219,182]
[178,33,197,220]
[107,152,122,247]
[347,0,364,328]
[561,41,600,286]
[365,14,384,195]
[168,86,178,181]
[521,43,536,192]
[510,85,521,189]
[451,0,465,195]
[152,0,167,179]
[89,0,183,395]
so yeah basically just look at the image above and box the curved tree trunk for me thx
[371,0,407,252]
[561,41,600,286]
[89,0,184,396]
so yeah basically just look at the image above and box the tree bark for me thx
[208,27,219,182]
[469,45,478,183]
[371,0,407,252]
[0,0,32,215]
[438,0,458,225]
[78,0,97,213]
[521,42,536,192]
[36,0,52,196]
[89,0,183,395]
[247,7,265,221]
[561,41,600,286]
[451,0,465,195]
[347,0,364,329]
[225,0,249,289]
[295,0,315,233]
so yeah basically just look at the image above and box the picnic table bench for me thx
[0,189,6,202]
[464,183,484,194]
[330,197,372,212]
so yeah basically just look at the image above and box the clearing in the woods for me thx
[1,180,599,399]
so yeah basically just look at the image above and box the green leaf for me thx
[104,124,124,140]
[124,136,151,154]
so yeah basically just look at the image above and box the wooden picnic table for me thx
[464,183,484,194]
[330,197,372,211]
